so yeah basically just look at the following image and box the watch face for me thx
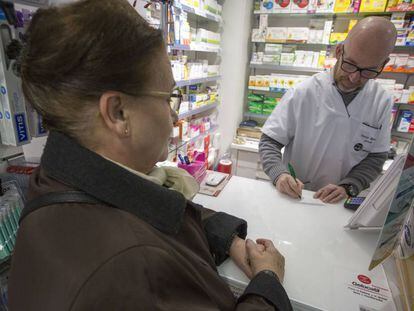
[348,185,358,197]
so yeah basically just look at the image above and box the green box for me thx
[263,103,277,115]
[248,101,263,114]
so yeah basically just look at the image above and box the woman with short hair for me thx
[8,1,291,310]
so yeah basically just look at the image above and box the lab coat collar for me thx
[326,69,369,117]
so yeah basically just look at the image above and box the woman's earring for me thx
[124,127,129,135]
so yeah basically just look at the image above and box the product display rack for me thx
[177,101,218,119]
[173,2,222,23]
[169,125,219,153]
[250,63,324,73]
[164,0,223,157]
[170,44,220,53]
[253,11,414,17]
[243,112,270,120]
[175,75,221,87]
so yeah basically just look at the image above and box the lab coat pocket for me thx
[350,123,381,162]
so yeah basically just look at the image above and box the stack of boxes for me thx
[247,74,308,115]
[248,74,308,92]
[384,53,414,73]
[171,8,221,51]
[258,0,335,13]
[252,17,333,45]
[171,56,218,82]
[171,85,219,116]
[177,0,222,15]
[388,13,414,47]
[247,93,280,115]
[251,44,326,69]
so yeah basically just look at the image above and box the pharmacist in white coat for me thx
[259,17,397,203]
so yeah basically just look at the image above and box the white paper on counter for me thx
[299,192,326,206]
[332,266,396,311]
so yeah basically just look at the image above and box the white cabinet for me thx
[231,142,270,181]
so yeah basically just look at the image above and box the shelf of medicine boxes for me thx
[170,44,220,53]
[392,130,414,138]
[248,86,288,94]
[252,42,414,50]
[243,105,414,124]
[175,75,221,87]
[252,11,414,17]
[250,63,324,74]
[178,101,218,119]
[383,70,414,75]
[168,125,219,153]
[252,41,330,49]
[173,2,222,23]
[244,112,271,120]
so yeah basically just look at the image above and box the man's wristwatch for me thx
[340,184,358,197]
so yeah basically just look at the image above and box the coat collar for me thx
[41,131,187,235]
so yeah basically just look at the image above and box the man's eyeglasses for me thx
[340,48,384,79]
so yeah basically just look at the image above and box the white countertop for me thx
[194,176,396,311]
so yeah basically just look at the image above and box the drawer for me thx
[237,150,260,169]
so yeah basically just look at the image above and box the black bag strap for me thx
[19,191,102,224]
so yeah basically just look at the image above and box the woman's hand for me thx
[229,236,264,279]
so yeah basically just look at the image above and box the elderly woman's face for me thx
[128,50,177,168]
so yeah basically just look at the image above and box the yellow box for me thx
[318,51,326,69]
[334,0,354,12]
[329,33,348,44]
[249,76,256,87]
[359,0,387,12]
[348,19,358,31]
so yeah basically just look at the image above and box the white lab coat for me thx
[262,70,392,191]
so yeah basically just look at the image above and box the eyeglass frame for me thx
[340,46,386,79]
[132,90,182,102]
[130,90,182,119]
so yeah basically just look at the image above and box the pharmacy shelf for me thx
[244,112,270,120]
[252,41,330,48]
[250,63,324,73]
[174,3,222,23]
[253,41,414,50]
[175,75,220,87]
[178,102,218,119]
[248,86,288,94]
[170,44,220,53]
[169,125,219,153]
[253,11,414,17]
[395,103,414,108]
[383,71,414,75]
[392,129,414,138]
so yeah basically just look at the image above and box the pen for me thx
[183,156,191,165]
[178,154,185,165]
[288,163,302,199]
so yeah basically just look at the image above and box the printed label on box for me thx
[14,113,29,143]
